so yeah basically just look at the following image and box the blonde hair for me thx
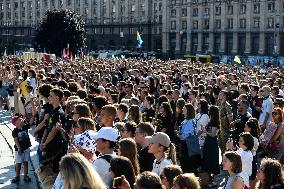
[173,173,200,189]
[59,153,105,189]
[77,117,96,132]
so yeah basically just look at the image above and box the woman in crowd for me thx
[244,118,261,187]
[119,121,137,139]
[28,69,37,97]
[219,151,244,189]
[201,105,220,187]
[59,153,105,189]
[110,156,136,189]
[160,165,183,189]
[196,99,210,148]
[156,102,175,141]
[172,173,201,189]
[147,132,177,175]
[142,95,155,122]
[118,138,140,176]
[72,103,93,122]
[128,105,142,125]
[257,158,284,189]
[178,103,201,174]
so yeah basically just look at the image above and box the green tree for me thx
[35,9,85,56]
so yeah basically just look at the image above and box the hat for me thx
[93,127,119,142]
[11,116,20,126]
[74,130,97,153]
[146,132,171,148]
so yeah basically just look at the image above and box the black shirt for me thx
[12,124,32,151]
[37,102,53,138]
[235,112,251,136]
[138,146,155,173]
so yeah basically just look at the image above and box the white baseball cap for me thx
[93,127,119,142]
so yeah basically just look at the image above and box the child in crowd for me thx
[11,115,32,183]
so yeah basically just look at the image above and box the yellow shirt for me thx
[20,80,28,98]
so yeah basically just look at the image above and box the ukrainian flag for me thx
[137,31,143,48]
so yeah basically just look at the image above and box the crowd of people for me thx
[1,56,284,189]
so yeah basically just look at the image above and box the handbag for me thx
[185,119,201,157]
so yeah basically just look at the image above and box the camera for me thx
[228,127,239,148]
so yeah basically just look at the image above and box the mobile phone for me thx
[113,177,123,188]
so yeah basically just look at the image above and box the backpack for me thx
[185,119,201,157]
[97,154,115,163]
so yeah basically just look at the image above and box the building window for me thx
[267,17,274,28]
[130,27,134,34]
[227,18,233,29]
[0,4,3,10]
[215,19,221,29]
[204,7,209,15]
[227,5,233,15]
[171,20,176,29]
[7,3,11,9]
[182,21,187,29]
[193,20,198,29]
[193,8,198,17]
[171,9,176,17]
[203,19,209,29]
[171,0,176,5]
[67,0,71,6]
[240,19,246,28]
[215,6,221,15]
[253,3,260,14]
[240,4,246,14]
[253,17,260,28]
[14,2,18,10]
[182,8,187,17]
[268,2,275,13]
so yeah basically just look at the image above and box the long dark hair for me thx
[246,118,261,138]
[208,105,220,128]
[110,156,136,189]
[259,158,284,189]
[161,102,173,117]
[199,99,208,114]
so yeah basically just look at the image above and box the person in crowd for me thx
[201,105,220,187]
[156,102,175,141]
[120,171,164,189]
[196,99,210,149]
[11,115,32,183]
[259,86,274,130]
[92,127,119,188]
[128,105,141,125]
[257,158,284,189]
[100,104,117,127]
[160,165,183,189]
[135,122,155,172]
[249,85,262,120]
[118,138,140,176]
[59,153,105,189]
[178,103,201,174]
[218,90,233,155]
[110,156,136,189]
[244,118,261,188]
[260,107,283,160]
[116,103,129,122]
[142,95,155,122]
[227,132,254,187]
[119,121,137,139]
[72,103,93,122]
[146,132,177,175]
[172,173,201,189]
[33,84,53,163]
[219,151,244,189]
[93,95,108,129]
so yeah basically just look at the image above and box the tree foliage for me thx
[35,9,85,56]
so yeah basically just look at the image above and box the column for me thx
[258,32,265,55]
[175,32,181,52]
[186,3,192,53]
[208,32,214,53]
[162,1,169,54]
[244,32,251,54]
[197,32,202,53]
[219,32,225,53]
[175,4,181,56]
[232,33,238,54]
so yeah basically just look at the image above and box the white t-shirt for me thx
[92,153,117,188]
[252,137,259,156]
[236,149,253,187]
[152,157,172,176]
[195,113,210,147]
[259,97,273,126]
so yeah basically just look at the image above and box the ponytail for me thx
[167,143,177,165]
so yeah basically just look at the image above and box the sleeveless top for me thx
[219,173,244,189]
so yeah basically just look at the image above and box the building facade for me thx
[164,0,284,57]
[0,0,283,57]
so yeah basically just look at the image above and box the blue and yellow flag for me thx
[137,31,143,48]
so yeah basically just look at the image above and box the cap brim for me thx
[145,136,154,144]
